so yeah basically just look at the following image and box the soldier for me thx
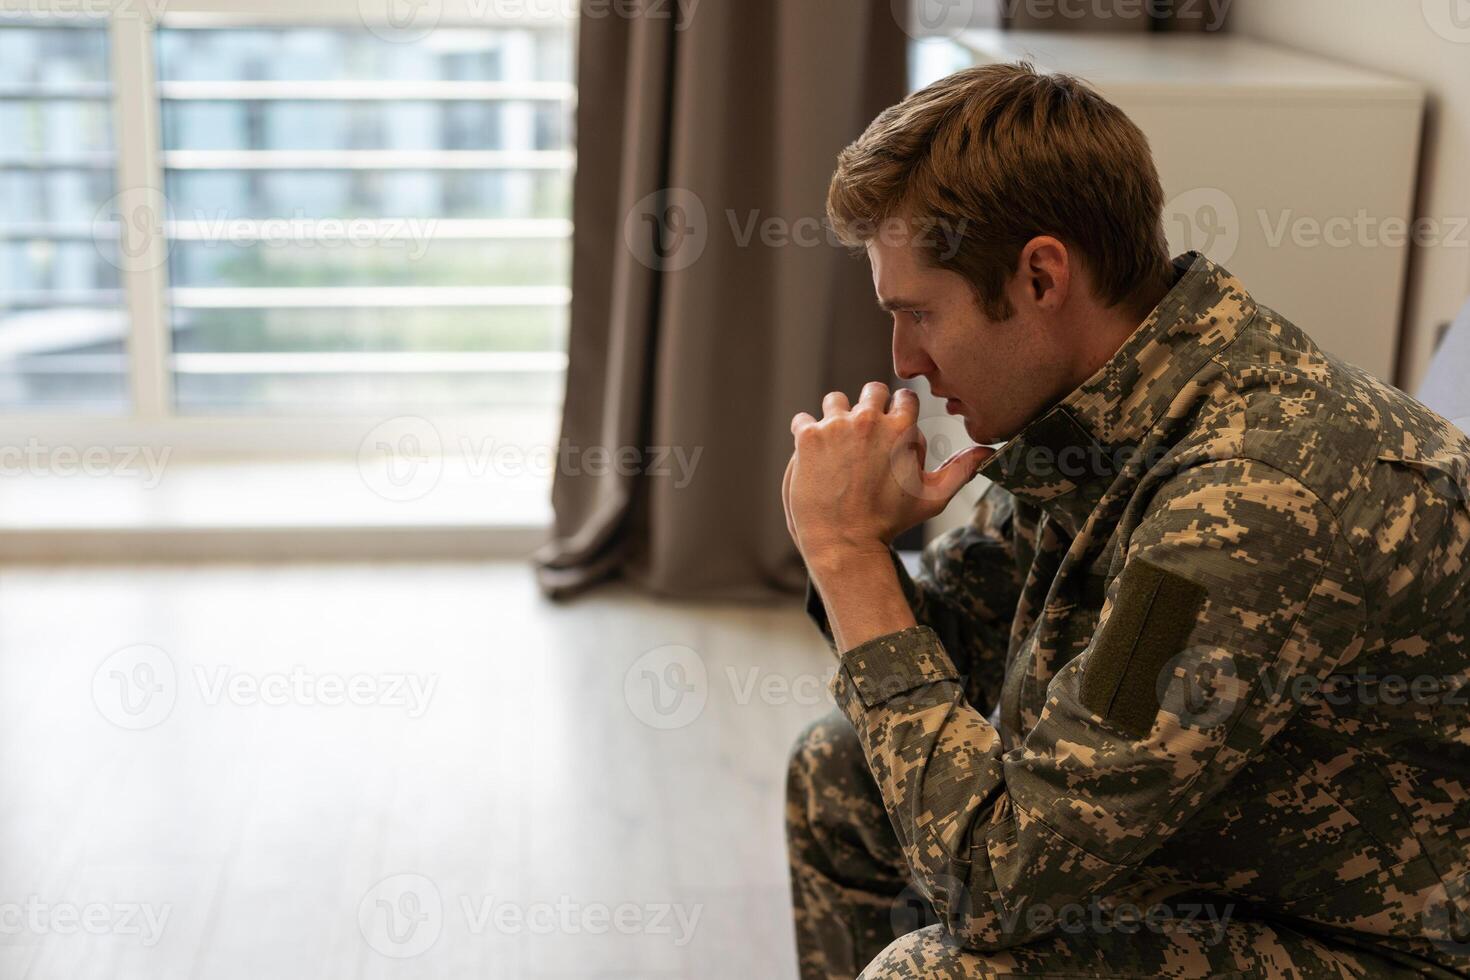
[782,62,1470,978]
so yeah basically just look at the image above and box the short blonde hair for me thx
[827,62,1172,320]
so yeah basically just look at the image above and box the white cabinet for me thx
[948,29,1424,381]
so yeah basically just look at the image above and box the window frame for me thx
[1,0,577,456]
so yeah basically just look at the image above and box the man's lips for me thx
[928,384,964,413]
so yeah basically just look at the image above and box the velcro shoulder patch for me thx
[1078,558,1207,739]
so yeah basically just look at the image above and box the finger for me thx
[791,411,817,436]
[856,380,890,413]
[891,416,927,467]
[821,391,850,418]
[889,386,920,424]
[781,456,798,544]
[923,445,996,502]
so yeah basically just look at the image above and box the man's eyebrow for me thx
[876,296,925,311]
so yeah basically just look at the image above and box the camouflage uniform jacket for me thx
[805,251,1470,973]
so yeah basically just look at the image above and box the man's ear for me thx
[1017,236,1071,312]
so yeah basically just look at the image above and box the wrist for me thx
[809,547,915,654]
[803,539,891,583]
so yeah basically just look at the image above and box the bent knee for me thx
[787,708,866,790]
[859,925,988,979]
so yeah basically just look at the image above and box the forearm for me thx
[807,547,917,653]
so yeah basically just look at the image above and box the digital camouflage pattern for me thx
[791,252,1470,978]
[787,711,918,978]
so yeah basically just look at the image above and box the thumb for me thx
[924,445,995,502]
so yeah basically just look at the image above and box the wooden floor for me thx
[0,562,834,979]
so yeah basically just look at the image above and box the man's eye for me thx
[907,310,926,325]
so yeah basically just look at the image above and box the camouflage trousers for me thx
[785,709,1440,980]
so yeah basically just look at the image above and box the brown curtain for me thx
[1003,0,1227,31]
[532,0,906,601]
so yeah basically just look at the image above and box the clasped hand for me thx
[781,381,994,572]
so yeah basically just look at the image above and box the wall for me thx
[1229,0,1470,393]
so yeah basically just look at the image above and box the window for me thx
[0,4,576,446]
[0,19,126,411]
[157,24,574,413]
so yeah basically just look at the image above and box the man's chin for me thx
[961,415,998,446]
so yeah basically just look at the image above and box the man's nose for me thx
[892,328,933,381]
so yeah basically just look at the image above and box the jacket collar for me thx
[975,252,1257,533]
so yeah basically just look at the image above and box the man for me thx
[782,62,1470,979]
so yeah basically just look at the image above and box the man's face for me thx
[867,233,1069,446]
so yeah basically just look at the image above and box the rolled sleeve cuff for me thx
[830,625,961,710]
